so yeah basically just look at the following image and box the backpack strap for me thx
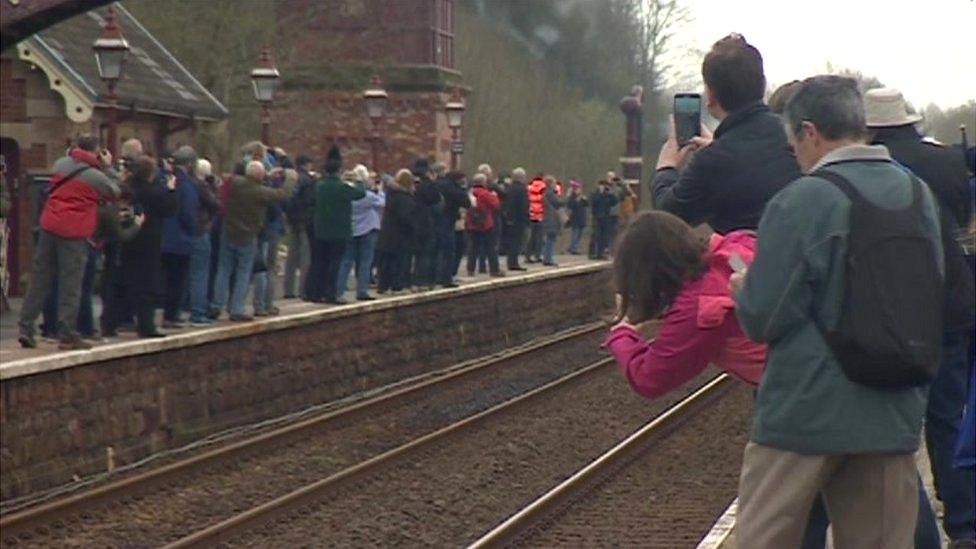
[811,168,860,201]
[49,165,92,193]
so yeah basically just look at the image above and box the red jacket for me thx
[40,148,120,239]
[465,185,500,232]
[528,178,546,222]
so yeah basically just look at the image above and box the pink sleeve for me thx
[604,286,721,399]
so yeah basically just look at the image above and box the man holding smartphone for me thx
[651,34,799,234]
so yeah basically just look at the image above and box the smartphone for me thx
[729,252,748,274]
[674,93,702,146]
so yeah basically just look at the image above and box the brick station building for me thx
[272,0,463,174]
[0,4,227,294]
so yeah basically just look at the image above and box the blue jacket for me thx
[161,168,200,256]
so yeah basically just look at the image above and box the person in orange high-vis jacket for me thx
[526,176,547,263]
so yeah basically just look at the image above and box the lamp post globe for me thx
[445,89,465,170]
[251,46,280,145]
[363,74,388,170]
[92,5,129,157]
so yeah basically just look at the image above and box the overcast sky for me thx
[674,0,975,108]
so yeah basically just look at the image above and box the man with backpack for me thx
[731,76,944,548]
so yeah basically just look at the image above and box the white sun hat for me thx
[864,88,922,128]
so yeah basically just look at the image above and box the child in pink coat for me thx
[604,211,765,398]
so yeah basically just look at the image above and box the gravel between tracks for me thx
[14,331,607,548]
[230,367,721,548]
[518,384,752,548]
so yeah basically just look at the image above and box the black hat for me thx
[296,154,312,167]
[410,158,430,177]
[324,145,342,174]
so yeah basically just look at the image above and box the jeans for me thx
[283,225,309,298]
[187,233,212,322]
[338,230,378,298]
[467,231,499,275]
[22,231,89,340]
[542,231,558,264]
[161,252,190,322]
[252,229,281,313]
[926,330,976,540]
[211,239,257,317]
[568,225,584,254]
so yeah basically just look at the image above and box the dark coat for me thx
[376,182,416,253]
[652,101,800,234]
[434,176,471,229]
[567,193,588,228]
[501,180,529,228]
[590,189,617,219]
[121,175,179,289]
[285,167,316,229]
[411,176,442,246]
[541,187,566,234]
[873,126,975,333]
[161,168,199,255]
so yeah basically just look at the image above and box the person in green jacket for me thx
[306,145,365,304]
[731,76,943,548]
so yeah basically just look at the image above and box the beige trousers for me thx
[736,441,918,549]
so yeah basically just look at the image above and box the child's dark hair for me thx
[612,211,707,323]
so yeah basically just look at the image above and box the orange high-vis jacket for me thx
[528,178,546,222]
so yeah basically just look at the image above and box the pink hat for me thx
[569,179,582,189]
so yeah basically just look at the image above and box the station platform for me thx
[0,255,611,502]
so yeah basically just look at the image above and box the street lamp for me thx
[363,74,388,170]
[92,5,129,158]
[445,89,465,171]
[251,46,280,146]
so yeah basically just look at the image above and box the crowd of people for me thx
[10,133,641,350]
[606,34,975,548]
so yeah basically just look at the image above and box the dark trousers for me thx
[503,224,526,268]
[377,249,408,292]
[100,243,128,334]
[433,222,456,285]
[595,217,615,257]
[925,331,976,539]
[467,231,499,275]
[413,236,437,287]
[309,238,346,302]
[303,225,320,300]
[526,222,543,260]
[208,218,222,302]
[161,252,190,322]
[42,242,98,337]
[453,230,466,276]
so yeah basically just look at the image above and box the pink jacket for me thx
[604,231,766,399]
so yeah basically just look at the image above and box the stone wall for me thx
[0,266,611,500]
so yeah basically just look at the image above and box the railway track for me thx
[0,322,608,547]
[469,374,751,548]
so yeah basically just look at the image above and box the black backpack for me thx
[813,168,943,388]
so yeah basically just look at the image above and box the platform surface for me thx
[0,255,606,378]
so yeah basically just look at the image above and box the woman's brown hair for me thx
[612,211,707,324]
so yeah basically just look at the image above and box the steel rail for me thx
[0,322,605,544]
[467,373,734,549]
[164,357,617,548]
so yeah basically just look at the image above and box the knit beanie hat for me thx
[324,144,342,175]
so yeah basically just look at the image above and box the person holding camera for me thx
[651,34,798,234]
[18,135,121,350]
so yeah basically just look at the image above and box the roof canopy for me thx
[17,2,227,122]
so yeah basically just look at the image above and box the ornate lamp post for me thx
[445,89,465,171]
[92,6,129,158]
[619,85,644,204]
[250,46,280,146]
[363,74,388,170]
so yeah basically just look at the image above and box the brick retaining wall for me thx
[0,266,610,500]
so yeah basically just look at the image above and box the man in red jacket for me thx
[525,175,547,263]
[19,134,120,350]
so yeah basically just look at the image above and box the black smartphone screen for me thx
[674,94,702,146]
